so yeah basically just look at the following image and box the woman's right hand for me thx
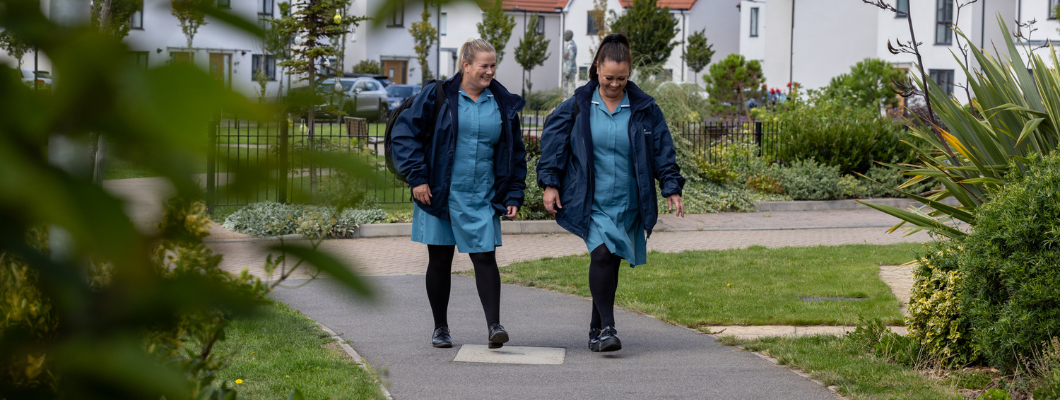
[413,183,432,205]
[543,187,562,214]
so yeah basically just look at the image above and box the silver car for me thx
[321,77,388,122]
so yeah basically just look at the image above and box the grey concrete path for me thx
[272,275,839,400]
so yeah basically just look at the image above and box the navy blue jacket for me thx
[537,80,685,239]
[391,73,528,220]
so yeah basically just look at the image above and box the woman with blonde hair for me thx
[537,33,685,352]
[391,38,527,349]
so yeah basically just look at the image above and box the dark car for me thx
[385,84,422,111]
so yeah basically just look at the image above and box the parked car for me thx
[319,77,389,122]
[19,69,51,86]
[343,73,393,88]
[385,84,422,111]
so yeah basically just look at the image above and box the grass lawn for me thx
[730,335,961,400]
[211,303,385,399]
[481,243,922,326]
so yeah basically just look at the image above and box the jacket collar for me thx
[443,72,526,115]
[576,80,654,112]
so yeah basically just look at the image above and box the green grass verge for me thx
[483,243,921,326]
[211,303,385,399]
[733,335,961,400]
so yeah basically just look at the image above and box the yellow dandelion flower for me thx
[726,283,731,287]
[235,379,243,384]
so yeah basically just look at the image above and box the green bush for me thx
[524,87,564,111]
[523,133,541,159]
[979,389,1013,400]
[960,153,1060,370]
[767,159,843,200]
[768,96,915,175]
[746,174,783,195]
[859,164,936,198]
[351,59,381,74]
[906,240,977,366]
[222,202,387,238]
[518,158,551,220]
[847,317,929,368]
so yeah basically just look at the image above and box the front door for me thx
[381,60,407,85]
[209,53,232,88]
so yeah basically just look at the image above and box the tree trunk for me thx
[737,85,752,124]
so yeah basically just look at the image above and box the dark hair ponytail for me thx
[589,33,633,82]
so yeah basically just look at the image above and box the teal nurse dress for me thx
[411,87,504,254]
[585,89,646,266]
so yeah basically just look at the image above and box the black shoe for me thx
[588,327,602,351]
[594,326,622,352]
[488,323,509,349]
[432,327,452,348]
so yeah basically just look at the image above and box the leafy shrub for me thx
[0,227,57,390]
[695,158,738,184]
[768,95,915,175]
[351,59,381,74]
[524,87,564,111]
[822,58,906,111]
[386,210,413,223]
[839,175,866,199]
[519,157,551,220]
[746,174,782,194]
[847,317,929,368]
[523,133,541,159]
[907,240,976,366]
[223,202,387,238]
[859,164,936,198]
[960,153,1060,370]
[979,389,1013,400]
[767,159,843,200]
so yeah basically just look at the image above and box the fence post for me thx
[278,113,289,204]
[754,121,763,157]
[206,118,217,213]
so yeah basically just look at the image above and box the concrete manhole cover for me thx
[799,296,868,303]
[453,345,566,365]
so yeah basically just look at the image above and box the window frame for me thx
[440,12,447,35]
[929,69,955,96]
[130,51,149,70]
[749,7,759,37]
[896,0,908,18]
[169,52,194,65]
[537,15,545,35]
[1050,0,1060,19]
[129,9,143,29]
[387,1,405,27]
[252,54,277,81]
[259,0,274,16]
[216,0,230,9]
[935,0,953,45]
[587,10,601,35]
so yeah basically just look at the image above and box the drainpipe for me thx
[980,0,985,49]
[681,9,686,82]
[559,6,566,88]
[789,0,795,86]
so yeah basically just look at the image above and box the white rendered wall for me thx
[563,0,626,86]
[874,0,974,103]
[677,0,741,87]
[1017,0,1060,67]
[738,0,766,72]
[495,12,563,94]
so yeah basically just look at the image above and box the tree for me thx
[273,0,366,191]
[704,53,764,122]
[409,3,437,82]
[823,58,907,113]
[92,0,142,39]
[351,59,381,74]
[682,29,713,85]
[609,0,679,67]
[254,15,290,105]
[476,0,515,65]
[171,0,212,49]
[587,0,609,59]
[514,13,551,95]
[0,30,30,69]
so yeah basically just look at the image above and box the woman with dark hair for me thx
[537,33,685,352]
[391,38,527,349]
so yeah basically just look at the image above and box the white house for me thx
[743,0,1020,104]
[1014,0,1060,63]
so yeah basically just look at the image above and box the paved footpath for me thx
[106,177,933,399]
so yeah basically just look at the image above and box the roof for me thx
[617,0,697,10]
[498,0,570,13]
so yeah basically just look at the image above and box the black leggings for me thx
[589,244,623,329]
[425,245,502,329]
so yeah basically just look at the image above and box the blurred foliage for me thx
[514,12,551,93]
[410,4,437,81]
[0,0,378,397]
[523,87,563,111]
[608,0,679,67]
[823,58,907,113]
[681,29,713,86]
[351,59,381,74]
[518,158,551,221]
[704,53,763,122]
[91,0,143,39]
[477,0,515,66]
[171,0,212,48]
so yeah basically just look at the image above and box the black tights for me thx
[589,244,622,329]
[425,245,502,329]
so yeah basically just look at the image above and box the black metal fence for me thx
[204,111,783,210]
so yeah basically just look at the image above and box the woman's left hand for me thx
[506,205,519,219]
[666,194,685,218]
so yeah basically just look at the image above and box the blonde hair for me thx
[458,38,496,71]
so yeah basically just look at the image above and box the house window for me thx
[440,12,447,35]
[750,7,759,37]
[929,69,955,96]
[252,54,276,81]
[587,10,602,35]
[896,0,908,17]
[129,9,143,29]
[578,66,588,80]
[130,52,148,70]
[259,0,274,16]
[387,1,405,27]
[935,0,953,45]
[169,52,194,65]
[537,15,545,35]
[1051,0,1060,19]
[216,0,230,8]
